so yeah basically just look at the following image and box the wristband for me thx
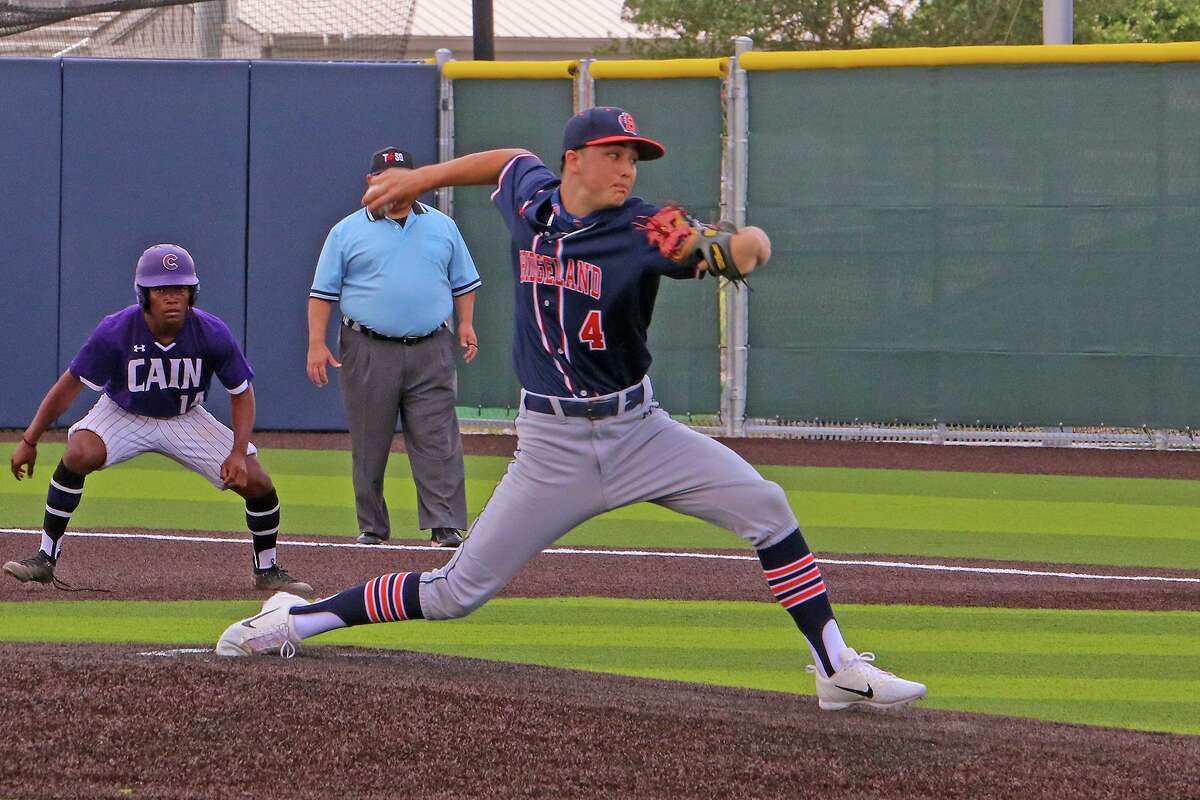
[21,436,36,448]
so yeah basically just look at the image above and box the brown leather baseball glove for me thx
[635,205,745,283]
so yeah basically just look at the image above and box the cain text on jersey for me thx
[127,357,203,392]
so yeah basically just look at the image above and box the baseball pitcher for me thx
[216,109,925,711]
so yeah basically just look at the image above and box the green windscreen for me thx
[453,78,724,415]
[451,79,574,412]
[594,79,724,414]
[747,63,1200,427]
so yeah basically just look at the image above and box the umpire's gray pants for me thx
[338,324,467,537]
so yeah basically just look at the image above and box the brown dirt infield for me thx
[2,643,1198,800]
[1,530,1197,612]
[1,432,1198,798]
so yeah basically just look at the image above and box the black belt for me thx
[523,383,646,420]
[343,316,443,345]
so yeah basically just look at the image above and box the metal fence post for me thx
[1043,0,1074,44]
[721,36,752,436]
[575,58,594,112]
[435,48,454,215]
[194,0,228,58]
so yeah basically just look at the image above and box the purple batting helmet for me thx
[134,243,199,309]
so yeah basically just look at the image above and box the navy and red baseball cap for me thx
[562,106,665,161]
[370,147,415,174]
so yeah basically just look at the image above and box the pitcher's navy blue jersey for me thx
[491,153,696,397]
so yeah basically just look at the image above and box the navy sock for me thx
[42,461,85,559]
[758,529,838,677]
[245,488,280,571]
[292,571,423,625]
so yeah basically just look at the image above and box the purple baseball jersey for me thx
[69,305,254,418]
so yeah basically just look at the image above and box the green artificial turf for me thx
[4,443,1200,569]
[1,597,1196,736]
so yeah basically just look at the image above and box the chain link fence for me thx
[1,0,418,60]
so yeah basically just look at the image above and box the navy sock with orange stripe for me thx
[290,571,424,627]
[758,529,847,678]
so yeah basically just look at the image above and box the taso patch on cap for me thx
[370,147,416,173]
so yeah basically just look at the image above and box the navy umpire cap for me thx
[135,243,199,287]
[562,107,665,161]
[370,147,415,174]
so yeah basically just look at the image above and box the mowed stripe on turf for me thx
[3,497,1197,571]
[0,598,1196,736]
[12,447,1200,506]
[2,528,1198,585]
[7,460,1199,540]
[3,445,1200,569]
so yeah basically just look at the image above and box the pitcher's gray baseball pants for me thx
[417,378,797,619]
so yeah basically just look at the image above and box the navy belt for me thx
[523,383,646,420]
[343,316,443,345]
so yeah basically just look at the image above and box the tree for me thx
[868,0,1044,46]
[1081,0,1200,42]
[615,0,896,57]
[615,0,1200,56]
[870,0,1200,46]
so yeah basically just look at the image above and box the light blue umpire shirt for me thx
[310,202,482,338]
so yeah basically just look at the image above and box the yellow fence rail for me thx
[740,41,1200,71]
[442,60,578,80]
[589,58,728,79]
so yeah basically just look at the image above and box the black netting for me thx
[1,1,197,37]
[1,0,419,60]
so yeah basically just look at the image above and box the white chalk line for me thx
[2,527,1198,585]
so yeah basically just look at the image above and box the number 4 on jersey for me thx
[578,310,607,350]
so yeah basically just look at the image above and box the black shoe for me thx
[356,532,389,545]
[430,528,464,548]
[3,551,56,584]
[253,564,314,595]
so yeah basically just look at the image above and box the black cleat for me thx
[430,528,464,548]
[3,551,57,584]
[253,564,314,596]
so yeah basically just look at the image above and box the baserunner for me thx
[6,244,312,597]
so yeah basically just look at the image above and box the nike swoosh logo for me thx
[833,683,874,699]
[240,610,275,630]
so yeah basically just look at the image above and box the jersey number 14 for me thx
[578,310,607,350]
[180,391,206,415]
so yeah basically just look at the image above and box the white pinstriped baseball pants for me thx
[69,393,256,489]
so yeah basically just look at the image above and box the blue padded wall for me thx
[0,59,61,427]
[59,59,249,426]
[245,61,438,430]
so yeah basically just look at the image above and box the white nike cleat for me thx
[215,591,306,657]
[806,649,927,711]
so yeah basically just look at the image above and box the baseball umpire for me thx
[5,244,312,596]
[216,108,925,711]
[307,147,481,549]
